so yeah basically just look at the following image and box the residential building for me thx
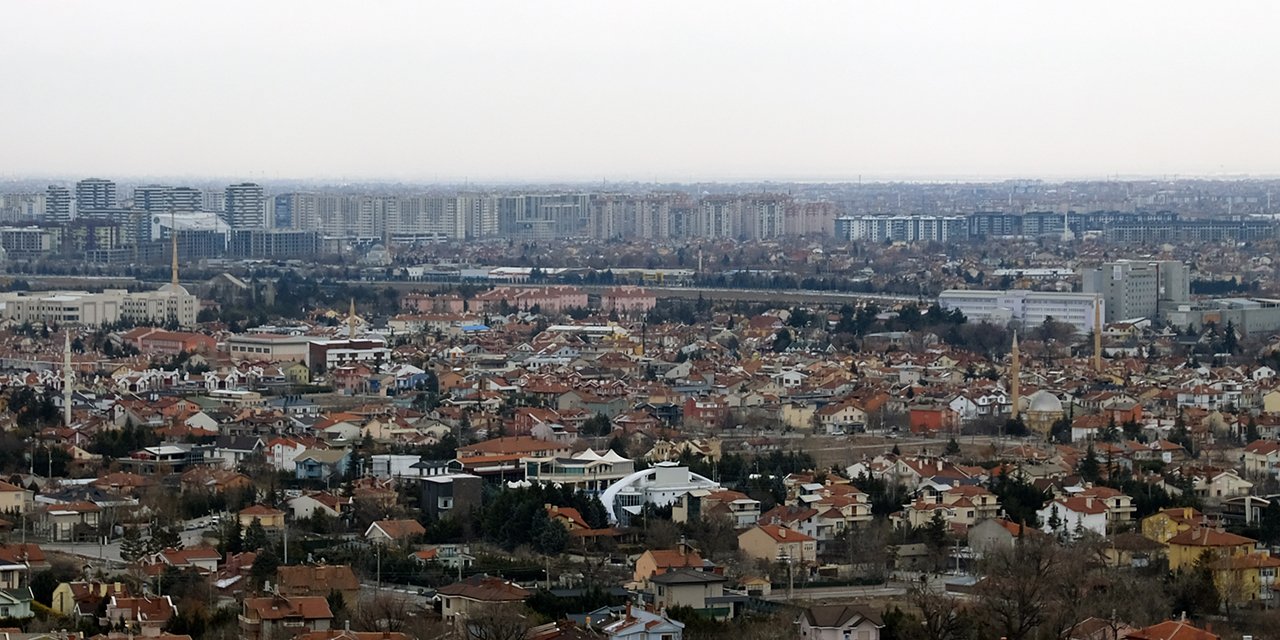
[365,519,425,544]
[105,595,176,634]
[225,183,265,230]
[418,472,483,523]
[240,594,333,640]
[600,605,685,640]
[672,489,761,528]
[44,185,72,224]
[797,605,883,640]
[0,481,33,514]
[648,570,732,620]
[294,449,351,482]
[276,565,360,604]
[738,524,817,564]
[51,581,130,619]
[1166,527,1255,571]
[238,505,286,530]
[436,575,530,624]
[1141,507,1209,545]
[75,178,117,213]
[1037,496,1108,537]
[633,546,706,584]
[1243,439,1280,479]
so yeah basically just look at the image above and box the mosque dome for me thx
[158,283,189,295]
[1026,390,1063,414]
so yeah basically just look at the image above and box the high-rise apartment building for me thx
[75,178,117,212]
[44,186,73,224]
[224,183,265,230]
[1082,260,1190,323]
[133,185,205,213]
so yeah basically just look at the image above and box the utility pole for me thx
[376,543,382,591]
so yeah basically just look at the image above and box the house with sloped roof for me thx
[600,604,684,640]
[240,594,333,640]
[276,564,360,603]
[294,448,351,482]
[1124,617,1219,640]
[364,519,425,544]
[436,575,530,624]
[1037,496,1109,537]
[738,524,816,564]
[648,569,732,620]
[797,605,882,640]
[104,594,176,634]
[632,546,707,584]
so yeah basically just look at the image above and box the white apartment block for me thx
[939,289,1103,333]
[0,286,199,327]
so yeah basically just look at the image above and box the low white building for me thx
[1036,496,1108,537]
[939,289,1103,334]
[599,463,720,525]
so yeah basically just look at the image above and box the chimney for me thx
[779,527,787,538]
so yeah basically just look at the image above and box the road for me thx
[42,517,216,566]
[762,583,908,602]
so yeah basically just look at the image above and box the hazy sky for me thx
[4,1,1278,182]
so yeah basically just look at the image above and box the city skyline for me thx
[5,1,1280,181]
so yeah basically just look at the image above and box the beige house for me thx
[649,569,731,619]
[1194,470,1254,503]
[436,575,530,625]
[0,481,32,514]
[738,524,817,564]
[238,505,286,530]
[240,595,332,640]
[633,546,705,584]
[1243,440,1280,479]
[798,605,882,640]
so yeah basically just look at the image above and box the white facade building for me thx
[599,462,720,525]
[0,286,198,327]
[939,289,1103,333]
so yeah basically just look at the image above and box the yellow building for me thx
[1165,527,1255,571]
[1141,507,1206,545]
[1212,553,1280,605]
[738,524,817,564]
[0,481,32,514]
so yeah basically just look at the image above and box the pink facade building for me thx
[401,292,465,314]
[472,286,587,314]
[601,287,657,315]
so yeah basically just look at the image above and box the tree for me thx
[465,604,535,640]
[910,587,972,640]
[1246,416,1261,443]
[1079,444,1101,483]
[244,517,268,551]
[536,519,569,555]
[974,536,1064,640]
[219,517,243,555]
[944,437,961,456]
[147,525,182,555]
[120,526,147,563]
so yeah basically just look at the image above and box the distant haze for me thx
[5,1,1279,182]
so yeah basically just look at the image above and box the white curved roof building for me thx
[599,462,720,525]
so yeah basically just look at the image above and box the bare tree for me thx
[974,535,1063,640]
[351,592,420,633]
[466,604,535,640]
[910,586,970,640]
